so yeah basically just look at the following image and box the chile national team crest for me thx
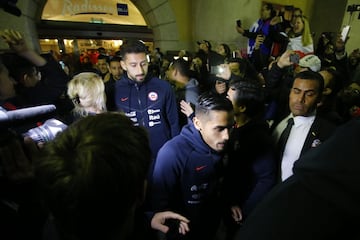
[148,91,158,101]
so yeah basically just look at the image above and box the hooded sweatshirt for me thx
[151,123,224,239]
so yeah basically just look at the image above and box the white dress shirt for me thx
[274,113,315,181]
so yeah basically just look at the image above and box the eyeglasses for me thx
[345,88,360,95]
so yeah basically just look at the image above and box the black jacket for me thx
[234,117,360,240]
[222,120,276,219]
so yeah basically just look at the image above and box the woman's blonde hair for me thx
[300,16,313,47]
[67,72,106,116]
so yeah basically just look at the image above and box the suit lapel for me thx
[300,117,321,156]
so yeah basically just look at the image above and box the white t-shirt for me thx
[287,35,314,54]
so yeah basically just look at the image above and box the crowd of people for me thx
[1,3,360,240]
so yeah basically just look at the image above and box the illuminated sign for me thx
[117,3,128,16]
[62,0,116,15]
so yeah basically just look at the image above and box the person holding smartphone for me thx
[236,3,280,72]
[286,15,314,55]
[236,3,277,61]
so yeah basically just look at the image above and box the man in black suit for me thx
[234,117,360,240]
[272,70,336,182]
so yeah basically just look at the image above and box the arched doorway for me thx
[1,0,189,54]
[37,0,155,56]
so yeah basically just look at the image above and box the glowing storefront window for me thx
[42,0,147,26]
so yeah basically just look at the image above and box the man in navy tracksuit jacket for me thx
[114,40,179,159]
[150,93,234,240]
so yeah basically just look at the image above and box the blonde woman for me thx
[67,72,106,120]
[21,73,106,144]
[287,16,314,54]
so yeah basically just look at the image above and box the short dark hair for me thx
[35,113,151,240]
[119,40,149,59]
[97,54,109,62]
[3,53,36,84]
[109,56,122,64]
[229,79,265,118]
[293,7,303,16]
[321,67,342,95]
[195,92,233,118]
[294,70,324,97]
[264,3,276,18]
[170,58,190,77]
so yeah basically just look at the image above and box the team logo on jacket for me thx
[148,92,158,101]
[311,139,321,147]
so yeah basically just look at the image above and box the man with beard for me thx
[114,40,179,160]
[150,92,234,240]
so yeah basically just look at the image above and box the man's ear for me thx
[22,74,30,87]
[193,116,202,131]
[238,105,247,113]
[173,68,179,77]
[120,61,127,71]
[323,87,332,96]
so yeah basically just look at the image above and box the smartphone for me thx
[236,19,242,27]
[210,65,224,75]
[289,53,300,64]
[59,61,65,69]
[340,25,350,42]
[232,51,237,58]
